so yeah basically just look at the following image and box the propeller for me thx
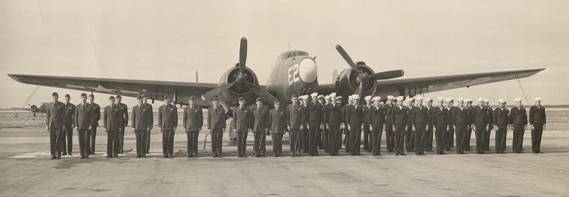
[237,37,248,82]
[335,44,404,97]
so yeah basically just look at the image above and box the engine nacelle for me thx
[217,65,260,105]
[336,66,376,95]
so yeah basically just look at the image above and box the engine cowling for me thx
[337,66,376,95]
[217,65,259,105]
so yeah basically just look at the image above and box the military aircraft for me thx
[8,37,544,108]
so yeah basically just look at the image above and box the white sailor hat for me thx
[534,97,541,101]
[352,95,360,99]
[478,97,484,102]
[310,92,318,97]
[324,95,330,100]
[445,97,452,102]
[437,97,445,102]
[317,95,325,99]
[466,98,472,103]
[498,98,506,103]
[424,97,432,102]
[329,92,337,98]
[457,97,464,102]
[372,96,381,101]
[514,97,522,102]
[415,95,423,100]
[364,96,372,101]
[396,96,404,101]
[387,95,394,100]
[483,98,489,102]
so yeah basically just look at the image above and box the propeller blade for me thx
[243,81,279,105]
[356,81,364,97]
[239,37,247,72]
[368,69,405,80]
[335,44,357,68]
[202,81,238,100]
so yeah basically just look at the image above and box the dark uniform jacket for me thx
[509,106,528,126]
[529,105,546,125]
[473,106,491,126]
[158,104,178,130]
[371,106,385,126]
[103,104,124,131]
[453,107,471,126]
[392,106,408,125]
[412,106,429,126]
[307,102,323,124]
[363,105,373,124]
[346,104,364,126]
[250,105,269,132]
[132,104,153,130]
[183,104,203,131]
[327,104,344,125]
[75,103,92,130]
[384,105,395,125]
[493,107,510,127]
[46,101,65,129]
[90,103,101,127]
[268,108,287,134]
[63,102,75,127]
[208,105,226,131]
[322,103,332,125]
[118,103,128,127]
[286,104,304,129]
[233,106,252,132]
[432,106,447,128]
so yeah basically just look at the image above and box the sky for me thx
[1,0,568,108]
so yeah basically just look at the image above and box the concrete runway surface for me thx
[0,127,568,197]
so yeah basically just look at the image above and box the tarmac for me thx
[0,127,568,197]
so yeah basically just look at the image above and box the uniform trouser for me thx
[362,123,370,151]
[435,125,446,154]
[302,127,310,153]
[371,124,383,155]
[162,129,175,157]
[475,124,486,153]
[317,128,323,150]
[117,126,125,153]
[455,125,467,154]
[337,127,344,151]
[272,133,283,157]
[62,125,73,154]
[237,131,248,157]
[495,126,507,153]
[344,129,351,152]
[394,123,406,154]
[289,129,301,155]
[78,129,90,157]
[146,129,151,153]
[135,129,147,157]
[531,125,543,153]
[50,128,64,157]
[308,122,320,156]
[106,130,118,158]
[327,124,340,155]
[320,128,328,151]
[349,124,362,155]
[484,126,492,151]
[446,125,455,151]
[512,124,525,153]
[253,131,267,156]
[385,123,394,152]
[464,125,472,151]
[424,126,433,151]
[186,129,199,156]
[211,129,223,156]
[414,124,426,154]
[405,124,414,152]
[90,127,97,154]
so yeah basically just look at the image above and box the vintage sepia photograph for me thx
[1,0,568,196]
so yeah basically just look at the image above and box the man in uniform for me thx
[46,92,65,159]
[412,96,428,155]
[143,96,153,154]
[88,94,100,155]
[158,96,178,158]
[299,95,310,154]
[453,98,470,154]
[75,93,92,159]
[393,96,407,156]
[183,96,203,157]
[251,97,269,157]
[61,94,75,156]
[234,97,252,157]
[343,96,353,152]
[433,97,448,154]
[464,99,474,151]
[335,95,344,150]
[307,92,324,156]
[103,96,123,158]
[445,98,456,151]
[321,95,332,152]
[493,98,509,154]
[483,98,493,151]
[529,97,546,153]
[510,97,528,153]
[287,96,303,156]
[116,95,128,154]
[268,101,286,157]
[362,96,373,152]
[208,97,226,157]
[384,95,395,152]
[424,97,435,152]
[326,94,343,156]
[370,97,385,155]
[346,95,364,155]
[132,95,153,158]
[405,98,415,152]
[473,98,490,154]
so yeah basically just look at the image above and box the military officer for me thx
[115,95,128,154]
[268,101,286,157]
[143,96,153,154]
[158,96,178,158]
[307,92,324,156]
[452,98,470,154]
[326,94,343,155]
[424,97,435,152]
[473,98,490,154]
[384,95,395,152]
[510,97,528,153]
[412,96,428,155]
[370,96,385,155]
[483,98,494,151]
[464,98,474,151]
[208,97,226,157]
[103,96,123,158]
[132,95,153,158]
[346,95,364,155]
[362,96,373,152]
[494,98,509,154]
[75,93,92,159]
[234,97,252,157]
[404,98,415,152]
[299,95,310,154]
[529,97,546,153]
[250,97,269,157]
[445,98,456,151]
[61,94,75,156]
[88,94,100,155]
[433,97,448,154]
[287,96,303,156]
[184,96,203,157]
[46,92,65,159]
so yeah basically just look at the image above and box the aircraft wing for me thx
[373,68,544,97]
[7,74,218,105]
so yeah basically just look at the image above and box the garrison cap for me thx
[137,95,143,100]
[65,94,70,98]
[109,96,115,100]
[116,95,122,99]
[52,92,58,96]
[80,93,87,97]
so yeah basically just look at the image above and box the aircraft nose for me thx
[298,58,317,83]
